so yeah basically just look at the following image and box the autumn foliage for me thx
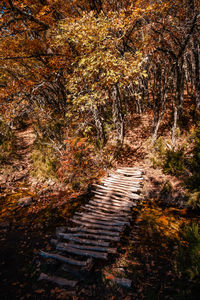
[0,0,200,179]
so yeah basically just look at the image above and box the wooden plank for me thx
[72,215,127,227]
[93,197,133,208]
[110,174,143,181]
[92,190,134,201]
[76,212,130,224]
[57,242,117,254]
[38,273,78,287]
[117,169,142,174]
[89,200,131,212]
[103,183,140,193]
[116,168,142,174]
[103,178,141,188]
[95,185,140,196]
[67,227,120,237]
[93,196,132,206]
[92,198,132,209]
[60,231,120,241]
[59,233,110,247]
[104,176,142,184]
[56,243,108,260]
[85,204,130,215]
[82,207,131,221]
[92,197,126,207]
[71,219,124,232]
[118,167,143,171]
[94,194,133,205]
[116,168,142,175]
[102,183,140,193]
[90,198,131,209]
[110,190,141,199]
[116,172,143,178]
[39,250,92,267]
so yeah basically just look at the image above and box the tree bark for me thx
[192,37,200,109]
[112,84,124,146]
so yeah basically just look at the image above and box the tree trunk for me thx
[172,61,184,145]
[91,105,105,145]
[112,84,124,146]
[192,37,200,109]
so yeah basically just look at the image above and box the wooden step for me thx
[102,184,141,194]
[85,204,130,215]
[89,200,131,212]
[103,176,142,184]
[60,232,120,241]
[67,227,120,237]
[116,172,143,179]
[56,244,108,260]
[58,233,110,247]
[82,207,131,221]
[71,219,124,232]
[110,174,143,181]
[97,192,134,203]
[103,178,142,188]
[93,197,133,208]
[94,193,133,204]
[72,216,125,227]
[39,251,93,267]
[95,187,140,198]
[116,169,142,175]
[92,196,130,207]
[94,183,140,194]
[57,242,117,254]
[38,273,78,287]
[75,212,130,225]
[91,199,132,210]
[116,168,142,174]
[118,167,143,171]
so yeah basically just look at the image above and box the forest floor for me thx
[0,117,200,299]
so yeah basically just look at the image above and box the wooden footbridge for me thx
[38,167,143,287]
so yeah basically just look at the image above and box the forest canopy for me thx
[0,0,200,167]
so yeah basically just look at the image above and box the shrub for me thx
[163,148,185,176]
[160,181,173,202]
[187,192,200,210]
[177,223,200,282]
[148,137,166,168]
[186,124,200,191]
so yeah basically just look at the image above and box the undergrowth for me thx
[177,223,200,281]
[31,136,59,180]
[163,148,186,176]
[58,136,107,191]
[173,223,200,299]
[0,119,16,165]
[148,123,200,209]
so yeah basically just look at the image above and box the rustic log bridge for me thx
[38,167,143,288]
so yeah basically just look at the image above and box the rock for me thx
[105,272,132,288]
[18,196,32,207]
[113,277,132,288]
